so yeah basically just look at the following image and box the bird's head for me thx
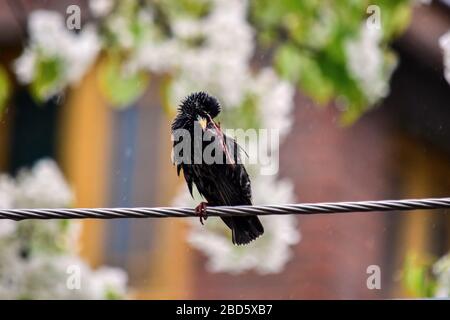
[171,92,221,132]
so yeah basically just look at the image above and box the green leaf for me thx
[155,0,212,25]
[105,288,123,300]
[275,44,303,83]
[340,103,365,126]
[378,0,412,39]
[292,52,334,105]
[250,0,414,123]
[98,55,149,109]
[30,56,64,102]
[0,66,10,117]
[402,253,437,298]
[219,93,261,130]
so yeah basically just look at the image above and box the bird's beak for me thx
[198,117,207,131]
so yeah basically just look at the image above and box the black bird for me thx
[171,92,264,245]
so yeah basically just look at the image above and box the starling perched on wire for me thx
[171,92,264,245]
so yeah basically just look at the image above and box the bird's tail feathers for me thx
[229,216,264,245]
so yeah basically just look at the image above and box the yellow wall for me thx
[394,135,450,296]
[57,67,193,298]
[58,63,112,267]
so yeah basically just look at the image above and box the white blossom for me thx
[13,49,36,84]
[13,10,101,98]
[28,10,68,56]
[0,244,24,299]
[0,159,128,299]
[0,175,15,209]
[0,254,127,299]
[106,15,135,49]
[250,68,295,140]
[439,30,450,86]
[88,267,128,299]
[172,19,204,40]
[24,256,127,299]
[175,174,300,274]
[433,252,450,298]
[89,0,114,18]
[14,158,74,208]
[132,0,254,108]
[0,221,16,238]
[345,25,394,103]
[0,176,17,237]
[66,25,101,84]
[127,40,180,74]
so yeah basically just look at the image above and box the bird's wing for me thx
[180,164,194,197]
[173,131,194,197]
[204,127,253,206]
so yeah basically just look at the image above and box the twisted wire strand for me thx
[0,197,449,221]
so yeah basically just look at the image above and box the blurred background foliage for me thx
[0,0,415,124]
[250,0,411,123]
[403,253,437,297]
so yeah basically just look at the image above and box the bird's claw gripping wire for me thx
[195,202,208,225]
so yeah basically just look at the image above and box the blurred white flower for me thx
[0,244,24,299]
[250,68,295,140]
[439,30,450,86]
[0,254,127,299]
[0,159,128,299]
[0,175,15,209]
[16,255,84,299]
[172,19,204,40]
[14,10,101,99]
[88,266,128,299]
[13,49,36,84]
[89,0,114,18]
[196,0,254,107]
[0,221,16,238]
[132,0,253,108]
[14,158,74,208]
[433,252,450,298]
[101,3,155,54]
[106,15,135,49]
[28,10,68,56]
[31,256,128,299]
[0,176,17,238]
[66,25,101,84]
[345,26,394,103]
[175,174,300,274]
[127,40,180,74]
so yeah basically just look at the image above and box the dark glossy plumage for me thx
[172,92,264,245]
